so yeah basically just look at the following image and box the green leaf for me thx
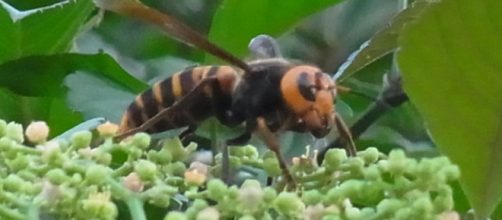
[0,88,82,136]
[0,0,94,64]
[207,0,343,61]
[65,71,137,123]
[335,1,431,82]
[0,53,146,132]
[397,0,502,218]
[0,53,148,97]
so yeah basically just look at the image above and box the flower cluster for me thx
[0,120,460,220]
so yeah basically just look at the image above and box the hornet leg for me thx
[334,112,357,156]
[222,132,252,185]
[255,117,296,188]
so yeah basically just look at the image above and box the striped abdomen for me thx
[119,65,239,133]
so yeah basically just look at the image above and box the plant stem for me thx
[125,198,146,220]
[25,202,40,220]
[107,177,146,220]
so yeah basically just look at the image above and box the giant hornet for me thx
[97,0,357,184]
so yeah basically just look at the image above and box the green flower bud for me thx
[433,185,454,211]
[166,161,187,176]
[404,159,418,176]
[128,147,143,159]
[164,211,187,220]
[6,122,23,143]
[345,206,362,220]
[85,165,110,185]
[81,192,118,220]
[20,181,37,195]
[95,152,112,165]
[323,149,347,171]
[359,207,376,219]
[79,147,94,160]
[323,214,342,220]
[46,168,68,185]
[363,164,381,181]
[263,153,281,177]
[0,120,7,136]
[393,176,413,195]
[2,147,17,159]
[185,142,198,154]
[394,207,413,220]
[63,160,86,175]
[4,174,25,192]
[7,153,29,171]
[242,179,261,188]
[229,155,242,167]
[163,138,187,162]
[207,179,227,201]
[358,147,379,165]
[134,160,158,181]
[238,215,256,220]
[344,157,365,177]
[41,141,64,166]
[145,185,177,207]
[229,146,247,157]
[326,180,364,204]
[213,153,223,164]
[410,197,433,219]
[192,199,208,209]
[71,173,84,185]
[132,132,151,149]
[58,185,78,204]
[148,149,173,164]
[377,160,389,173]
[263,187,277,203]
[227,186,240,200]
[376,199,402,218]
[443,164,460,181]
[354,182,385,206]
[273,192,305,217]
[71,131,92,149]
[0,137,15,151]
[58,139,69,152]
[196,207,220,220]
[261,213,273,220]
[387,150,407,176]
[243,145,259,159]
[239,179,263,213]
[17,170,37,181]
[302,190,323,205]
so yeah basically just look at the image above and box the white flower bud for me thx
[97,121,119,137]
[25,121,49,143]
[122,172,144,192]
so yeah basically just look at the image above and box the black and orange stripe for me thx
[119,65,239,133]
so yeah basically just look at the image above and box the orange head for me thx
[280,65,336,138]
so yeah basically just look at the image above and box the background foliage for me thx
[0,0,500,218]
